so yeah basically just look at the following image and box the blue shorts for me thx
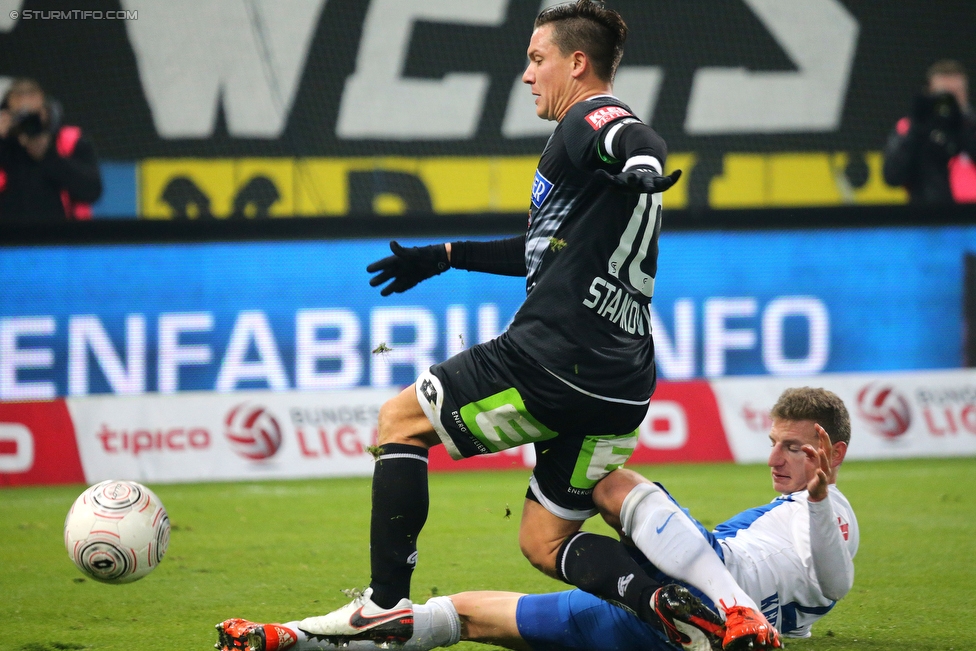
[516,590,676,651]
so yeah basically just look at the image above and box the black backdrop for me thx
[1,0,973,159]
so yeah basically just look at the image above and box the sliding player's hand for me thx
[596,167,681,194]
[802,424,834,502]
[367,241,450,296]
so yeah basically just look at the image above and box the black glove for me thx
[596,167,682,194]
[367,241,450,296]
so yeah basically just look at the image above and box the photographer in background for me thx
[0,78,102,221]
[883,60,976,204]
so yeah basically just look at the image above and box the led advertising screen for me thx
[1,226,973,399]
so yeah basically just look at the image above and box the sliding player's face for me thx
[767,418,820,494]
[522,23,575,121]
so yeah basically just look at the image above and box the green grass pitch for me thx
[2,457,975,651]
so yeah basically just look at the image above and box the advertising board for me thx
[3,227,974,399]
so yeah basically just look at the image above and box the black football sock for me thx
[556,531,664,629]
[368,443,430,609]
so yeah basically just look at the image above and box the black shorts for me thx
[416,332,648,518]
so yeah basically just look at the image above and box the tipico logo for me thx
[856,383,912,440]
[224,403,283,460]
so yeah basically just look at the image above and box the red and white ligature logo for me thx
[225,404,283,460]
[584,106,631,130]
[856,383,912,440]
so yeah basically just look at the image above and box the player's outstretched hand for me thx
[802,423,834,502]
[596,167,682,194]
[367,241,450,296]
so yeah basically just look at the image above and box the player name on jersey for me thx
[582,275,651,336]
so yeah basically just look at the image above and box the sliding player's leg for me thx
[215,595,460,651]
[217,585,724,651]
[596,469,781,649]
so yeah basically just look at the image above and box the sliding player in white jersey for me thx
[217,387,855,651]
[591,386,858,646]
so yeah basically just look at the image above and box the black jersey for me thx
[506,96,668,404]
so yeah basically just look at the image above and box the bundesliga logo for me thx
[224,403,283,460]
[856,383,912,440]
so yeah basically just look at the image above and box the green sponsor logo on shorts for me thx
[459,388,558,453]
[570,432,639,489]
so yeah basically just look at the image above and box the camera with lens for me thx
[1,97,61,139]
[910,91,968,159]
[912,91,963,132]
[9,109,46,137]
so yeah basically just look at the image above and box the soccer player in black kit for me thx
[217,3,780,651]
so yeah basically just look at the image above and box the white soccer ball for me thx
[64,480,170,584]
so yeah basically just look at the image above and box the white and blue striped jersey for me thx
[716,485,859,638]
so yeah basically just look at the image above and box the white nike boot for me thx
[298,588,414,645]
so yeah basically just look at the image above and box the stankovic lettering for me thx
[582,276,649,336]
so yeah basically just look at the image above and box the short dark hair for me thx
[534,0,627,83]
[927,59,967,80]
[770,387,851,446]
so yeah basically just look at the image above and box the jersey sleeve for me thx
[807,493,856,601]
[561,100,667,174]
[449,235,526,276]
